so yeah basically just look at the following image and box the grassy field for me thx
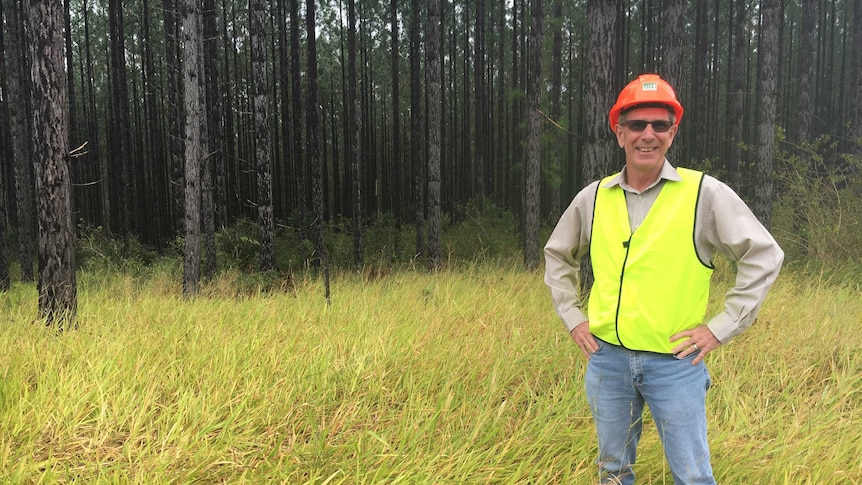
[1,259,860,484]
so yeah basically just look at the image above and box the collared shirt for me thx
[544,160,784,344]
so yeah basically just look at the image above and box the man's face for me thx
[614,106,678,175]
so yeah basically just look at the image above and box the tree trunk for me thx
[754,0,780,230]
[3,0,35,282]
[727,0,748,193]
[0,17,9,291]
[289,0,304,215]
[852,0,862,152]
[108,0,132,239]
[583,0,618,184]
[474,0,486,209]
[182,0,203,297]
[691,0,710,163]
[203,0,225,229]
[250,0,274,271]
[82,0,104,228]
[581,0,619,293]
[409,0,424,256]
[390,0,403,222]
[307,0,330,301]
[62,0,79,228]
[198,28,214,280]
[427,0,442,271]
[29,0,77,326]
[164,0,184,236]
[524,0,543,271]
[547,0,563,219]
[660,0,685,106]
[793,0,816,250]
[348,0,363,266]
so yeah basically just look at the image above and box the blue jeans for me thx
[585,339,716,485]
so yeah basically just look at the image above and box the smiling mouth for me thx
[636,147,658,152]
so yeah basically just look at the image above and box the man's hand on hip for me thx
[670,326,721,365]
[570,321,599,360]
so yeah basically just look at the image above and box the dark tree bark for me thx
[141,0,164,243]
[250,0,274,271]
[474,0,487,208]
[853,0,862,152]
[390,0,403,221]
[348,0,363,266]
[29,0,77,325]
[289,0,304,214]
[165,0,185,236]
[307,0,330,301]
[660,0,685,101]
[108,0,132,238]
[727,0,748,192]
[3,0,35,282]
[690,0,710,163]
[220,0,238,221]
[524,0,543,271]
[427,0,442,271]
[754,0,781,230]
[182,0,203,297]
[201,0,219,278]
[0,2,8,291]
[409,0,424,256]
[81,0,104,228]
[203,0,224,226]
[547,0,563,219]
[793,0,816,249]
[583,0,618,184]
[276,0,290,217]
[62,0,79,226]
[199,43,214,280]
[581,0,619,293]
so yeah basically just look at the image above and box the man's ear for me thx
[614,125,625,148]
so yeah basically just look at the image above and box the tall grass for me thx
[1,259,860,483]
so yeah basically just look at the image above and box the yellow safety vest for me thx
[588,168,714,354]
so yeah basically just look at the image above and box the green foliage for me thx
[71,206,522,281]
[772,135,862,268]
[441,201,522,263]
[77,225,161,272]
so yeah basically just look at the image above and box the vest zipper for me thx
[614,233,634,348]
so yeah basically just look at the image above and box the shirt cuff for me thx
[561,307,589,333]
[706,313,738,344]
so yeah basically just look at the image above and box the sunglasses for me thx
[621,120,674,133]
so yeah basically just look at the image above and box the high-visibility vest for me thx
[588,168,714,354]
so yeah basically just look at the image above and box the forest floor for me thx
[1,259,860,484]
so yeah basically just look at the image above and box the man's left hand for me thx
[670,326,721,365]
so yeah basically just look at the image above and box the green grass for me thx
[1,260,860,484]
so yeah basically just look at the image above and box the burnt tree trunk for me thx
[427,0,442,270]
[3,0,35,282]
[182,0,202,297]
[524,0,543,271]
[250,0,274,271]
[306,0,330,301]
[29,0,77,325]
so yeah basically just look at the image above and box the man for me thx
[544,73,783,484]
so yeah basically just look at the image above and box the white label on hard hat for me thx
[642,82,658,91]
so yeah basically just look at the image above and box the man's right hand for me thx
[570,321,599,360]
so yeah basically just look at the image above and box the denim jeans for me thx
[585,339,717,485]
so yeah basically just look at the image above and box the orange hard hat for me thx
[608,73,684,132]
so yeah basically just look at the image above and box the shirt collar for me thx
[601,159,681,193]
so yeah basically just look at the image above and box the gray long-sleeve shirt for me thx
[544,161,784,344]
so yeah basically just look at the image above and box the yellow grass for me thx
[0,261,860,483]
